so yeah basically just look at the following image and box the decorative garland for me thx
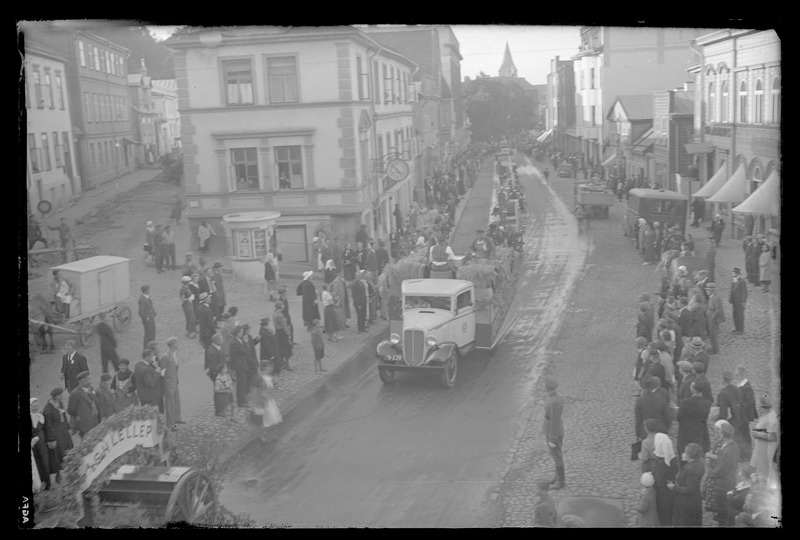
[53,405,166,525]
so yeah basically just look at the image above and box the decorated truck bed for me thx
[576,182,615,218]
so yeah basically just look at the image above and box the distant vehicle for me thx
[624,188,689,239]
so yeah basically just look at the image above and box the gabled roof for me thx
[609,95,653,121]
[361,27,440,81]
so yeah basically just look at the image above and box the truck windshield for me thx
[404,295,452,311]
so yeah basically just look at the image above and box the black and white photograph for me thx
[19,21,780,528]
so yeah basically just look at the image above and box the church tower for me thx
[498,42,517,78]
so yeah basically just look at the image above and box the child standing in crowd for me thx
[310,319,326,373]
[637,472,659,527]
[214,363,234,421]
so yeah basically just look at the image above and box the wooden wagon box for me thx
[52,256,130,318]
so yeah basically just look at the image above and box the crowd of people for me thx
[631,244,780,527]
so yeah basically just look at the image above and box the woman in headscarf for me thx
[750,395,779,489]
[323,259,337,284]
[652,432,678,526]
[669,442,706,526]
[30,398,51,491]
[704,419,741,526]
[321,283,341,342]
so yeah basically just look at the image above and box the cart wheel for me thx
[440,350,458,388]
[164,470,217,525]
[77,318,95,347]
[378,366,395,384]
[112,304,133,332]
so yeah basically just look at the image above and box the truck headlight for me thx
[426,335,438,347]
[390,333,400,345]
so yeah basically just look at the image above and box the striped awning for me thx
[601,153,617,167]
[693,164,728,198]
[733,170,780,216]
[708,164,748,204]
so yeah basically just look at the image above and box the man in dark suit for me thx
[735,366,758,425]
[676,361,696,405]
[729,267,748,334]
[204,334,225,381]
[690,362,714,403]
[133,349,164,412]
[211,262,227,320]
[197,293,216,349]
[60,340,89,393]
[677,381,712,457]
[351,270,368,333]
[635,376,672,439]
[716,370,751,461]
[67,371,100,438]
[138,285,157,349]
[95,312,120,374]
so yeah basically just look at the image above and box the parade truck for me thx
[376,246,520,388]
[575,183,615,219]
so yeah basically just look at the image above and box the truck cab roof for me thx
[401,279,473,296]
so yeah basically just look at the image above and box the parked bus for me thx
[624,188,688,239]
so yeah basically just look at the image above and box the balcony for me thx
[703,124,732,138]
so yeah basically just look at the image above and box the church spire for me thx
[499,42,517,78]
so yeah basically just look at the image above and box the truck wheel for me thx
[378,367,395,384]
[440,351,458,388]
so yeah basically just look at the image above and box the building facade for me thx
[606,95,653,184]
[688,29,780,239]
[24,23,137,190]
[151,79,181,155]
[546,56,576,154]
[652,89,695,191]
[166,26,417,263]
[127,62,162,166]
[573,27,715,170]
[436,26,468,156]
[24,37,82,215]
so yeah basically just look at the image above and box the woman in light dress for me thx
[750,396,779,489]
[758,243,772,292]
[254,361,282,442]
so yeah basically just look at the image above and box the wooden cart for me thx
[29,256,132,347]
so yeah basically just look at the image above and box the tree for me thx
[464,76,536,141]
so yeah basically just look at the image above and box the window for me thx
[42,71,53,108]
[383,64,390,103]
[230,148,259,191]
[84,93,92,122]
[94,94,101,122]
[377,134,382,161]
[99,48,105,72]
[110,53,115,75]
[389,65,395,103]
[591,105,596,126]
[41,133,51,171]
[106,51,112,73]
[28,134,41,172]
[55,73,64,109]
[738,81,748,123]
[275,146,303,189]
[707,82,715,122]
[590,68,595,89]
[456,290,473,309]
[223,59,254,105]
[54,132,63,167]
[771,77,780,123]
[78,40,86,67]
[98,141,104,167]
[356,55,365,100]
[104,142,110,166]
[267,56,298,103]
[754,79,763,124]
[720,81,729,122]
[32,68,42,108]
[89,143,95,168]
[751,165,762,195]
[93,46,100,71]
[373,61,381,105]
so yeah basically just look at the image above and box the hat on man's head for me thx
[77,371,91,382]
[677,360,693,372]
[544,376,559,390]
[260,317,271,325]
[212,262,223,269]
[182,276,191,282]
[118,359,130,366]
[690,336,704,348]
[303,270,314,280]
[50,387,64,398]
[692,361,705,374]
[733,267,742,274]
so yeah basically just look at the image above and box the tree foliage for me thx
[464,75,536,141]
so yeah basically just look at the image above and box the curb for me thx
[216,322,389,467]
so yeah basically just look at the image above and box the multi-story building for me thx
[687,29,780,239]
[573,27,714,170]
[546,56,576,153]
[436,26,468,158]
[652,88,695,190]
[24,36,82,214]
[128,61,160,166]
[24,22,137,190]
[360,26,444,203]
[165,26,417,263]
[151,79,181,155]
[605,95,653,183]
[530,84,547,130]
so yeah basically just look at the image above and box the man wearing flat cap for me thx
[111,359,138,410]
[704,282,724,354]
[680,336,710,375]
[297,270,320,331]
[60,340,89,393]
[43,387,73,479]
[197,292,216,350]
[543,376,565,490]
[67,371,101,438]
[729,267,747,334]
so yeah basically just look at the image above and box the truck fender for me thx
[376,341,399,358]
[425,343,458,365]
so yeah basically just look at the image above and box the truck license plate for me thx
[387,354,402,361]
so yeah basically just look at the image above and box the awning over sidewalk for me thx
[537,129,553,143]
[601,153,617,167]
[708,164,747,203]
[693,164,728,198]
[684,142,714,154]
[733,170,780,216]
[630,128,654,155]
[122,137,142,145]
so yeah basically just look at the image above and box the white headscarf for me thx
[653,433,676,467]
[30,398,45,429]
[325,259,335,271]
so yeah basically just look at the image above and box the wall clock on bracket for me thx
[386,158,410,181]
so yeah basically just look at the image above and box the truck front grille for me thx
[403,329,425,366]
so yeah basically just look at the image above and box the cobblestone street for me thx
[491,154,780,527]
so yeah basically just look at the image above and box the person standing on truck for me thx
[543,376,566,490]
[429,234,457,278]
[471,229,495,259]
